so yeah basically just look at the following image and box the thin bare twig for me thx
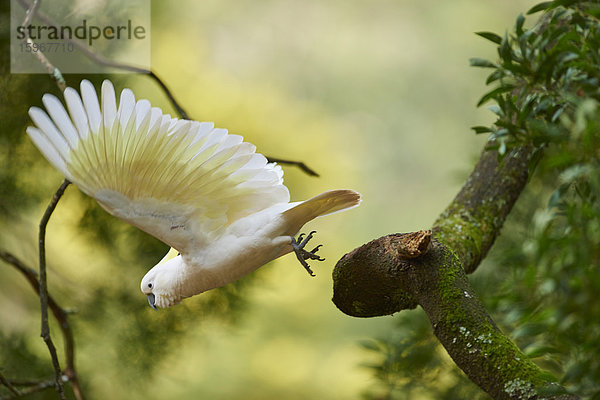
[0,379,55,400]
[20,0,39,26]
[19,0,65,91]
[0,250,84,400]
[1,378,53,387]
[38,179,71,400]
[263,157,320,177]
[0,371,21,397]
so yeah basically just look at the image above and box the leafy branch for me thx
[470,2,600,154]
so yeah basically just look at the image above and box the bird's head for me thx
[141,247,185,310]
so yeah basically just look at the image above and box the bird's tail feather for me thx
[281,189,361,235]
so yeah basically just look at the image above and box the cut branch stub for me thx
[332,230,431,317]
[394,229,431,258]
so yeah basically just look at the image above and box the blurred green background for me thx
[0,1,546,399]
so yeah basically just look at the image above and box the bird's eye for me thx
[148,283,153,289]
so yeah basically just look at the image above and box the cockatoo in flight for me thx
[26,80,361,309]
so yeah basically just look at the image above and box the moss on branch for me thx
[434,143,535,273]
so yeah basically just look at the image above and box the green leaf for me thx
[487,104,503,116]
[563,362,585,382]
[527,2,552,14]
[498,139,507,155]
[513,323,548,339]
[469,58,496,68]
[471,126,493,134]
[527,119,567,141]
[477,85,515,107]
[548,183,571,208]
[559,52,579,63]
[551,106,566,122]
[516,14,526,36]
[475,31,503,44]
[498,34,513,62]
[547,0,579,10]
[525,345,562,358]
[586,4,600,18]
[494,128,509,138]
[560,165,592,185]
[359,340,383,352]
[486,69,504,85]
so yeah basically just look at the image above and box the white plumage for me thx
[27,80,361,309]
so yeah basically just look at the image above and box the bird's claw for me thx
[291,231,325,277]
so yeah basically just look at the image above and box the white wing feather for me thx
[28,79,290,252]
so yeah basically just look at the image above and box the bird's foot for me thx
[291,230,325,277]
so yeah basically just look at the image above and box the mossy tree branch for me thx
[332,143,576,399]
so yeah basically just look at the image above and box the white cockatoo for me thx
[27,80,361,309]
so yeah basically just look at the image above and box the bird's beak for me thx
[147,293,158,311]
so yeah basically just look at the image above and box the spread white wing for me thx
[27,80,290,253]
